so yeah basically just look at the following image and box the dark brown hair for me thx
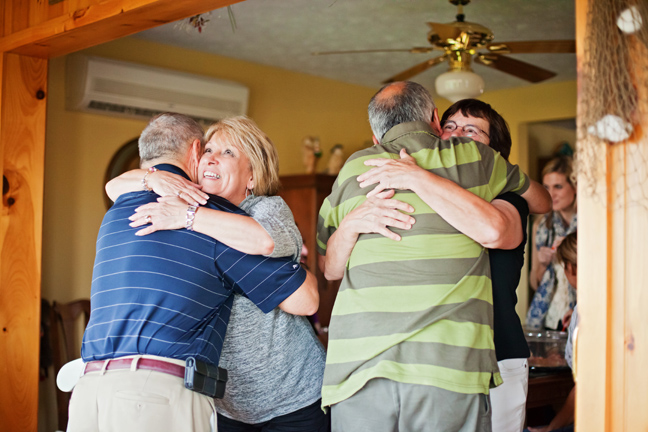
[441,99,512,160]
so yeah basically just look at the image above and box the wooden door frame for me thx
[574,0,648,430]
[0,1,243,430]
[7,1,646,432]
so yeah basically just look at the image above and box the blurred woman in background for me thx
[527,156,577,330]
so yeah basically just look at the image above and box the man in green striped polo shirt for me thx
[316,81,537,432]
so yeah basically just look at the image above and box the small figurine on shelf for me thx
[302,136,322,174]
[326,144,345,175]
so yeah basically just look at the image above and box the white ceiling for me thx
[135,0,576,99]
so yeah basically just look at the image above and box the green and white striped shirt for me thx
[316,121,529,407]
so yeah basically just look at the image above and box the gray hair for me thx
[368,81,436,141]
[138,113,205,164]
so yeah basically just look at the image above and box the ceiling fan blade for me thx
[487,40,575,54]
[313,47,437,56]
[382,54,448,84]
[475,54,556,83]
[427,22,462,42]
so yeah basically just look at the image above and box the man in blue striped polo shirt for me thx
[67,113,318,432]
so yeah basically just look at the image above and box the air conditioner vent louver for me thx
[66,55,249,124]
[86,101,219,127]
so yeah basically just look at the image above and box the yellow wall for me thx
[480,81,577,171]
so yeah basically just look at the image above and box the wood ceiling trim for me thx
[0,0,244,58]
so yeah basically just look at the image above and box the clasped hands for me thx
[129,170,208,236]
[144,170,208,207]
[129,196,191,236]
[348,149,421,241]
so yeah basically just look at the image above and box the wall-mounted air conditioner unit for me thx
[65,55,249,125]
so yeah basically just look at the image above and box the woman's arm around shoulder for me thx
[278,269,319,316]
[106,168,208,205]
[130,196,275,255]
[243,196,302,261]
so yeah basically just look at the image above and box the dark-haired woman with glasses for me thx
[440,99,535,432]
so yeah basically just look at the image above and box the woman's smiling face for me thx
[198,133,253,206]
[543,171,576,213]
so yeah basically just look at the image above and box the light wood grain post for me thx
[575,0,648,430]
[0,52,48,432]
[0,1,244,430]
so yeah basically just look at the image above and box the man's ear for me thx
[192,139,202,164]
[189,139,202,180]
[430,108,442,135]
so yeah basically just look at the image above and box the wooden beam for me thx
[0,0,244,58]
[574,0,612,429]
[575,0,648,430]
[0,52,48,432]
[0,1,247,429]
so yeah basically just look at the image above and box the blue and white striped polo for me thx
[81,164,307,366]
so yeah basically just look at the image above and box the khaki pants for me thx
[331,378,491,432]
[67,364,216,432]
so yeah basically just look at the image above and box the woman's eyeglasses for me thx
[443,121,490,139]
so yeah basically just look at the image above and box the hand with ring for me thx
[129,196,191,236]
[144,170,209,206]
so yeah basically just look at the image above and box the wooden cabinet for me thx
[526,371,575,427]
[278,174,340,331]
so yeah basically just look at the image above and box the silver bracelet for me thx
[142,167,158,191]
[186,205,198,231]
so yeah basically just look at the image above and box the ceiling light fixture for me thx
[435,68,484,103]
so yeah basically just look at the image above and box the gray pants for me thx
[331,378,491,432]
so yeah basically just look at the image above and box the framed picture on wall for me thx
[103,138,140,209]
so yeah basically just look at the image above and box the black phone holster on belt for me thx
[184,356,228,399]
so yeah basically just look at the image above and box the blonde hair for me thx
[556,231,577,269]
[542,155,577,229]
[542,155,576,189]
[204,116,280,196]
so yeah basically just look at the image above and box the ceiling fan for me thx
[313,0,575,101]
